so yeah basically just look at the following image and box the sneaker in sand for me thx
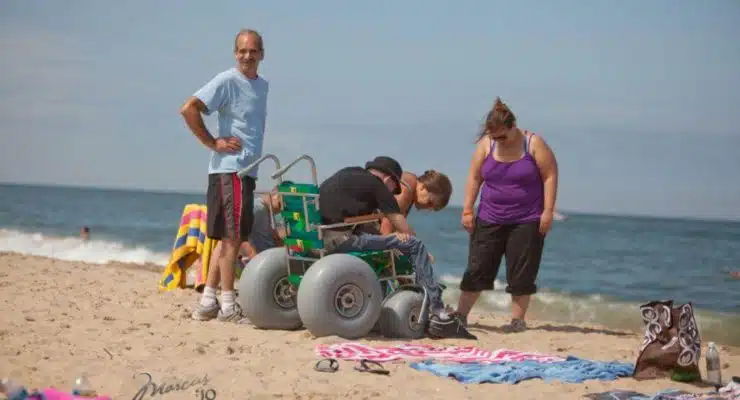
[428,314,477,340]
[443,305,468,327]
[501,318,527,333]
[191,301,220,321]
[217,303,251,325]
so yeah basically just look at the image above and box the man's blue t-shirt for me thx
[193,68,269,178]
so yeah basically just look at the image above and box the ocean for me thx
[1,183,738,346]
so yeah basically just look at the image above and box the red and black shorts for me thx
[206,173,256,241]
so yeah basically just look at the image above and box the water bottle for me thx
[72,373,99,398]
[706,342,722,387]
[1,378,29,400]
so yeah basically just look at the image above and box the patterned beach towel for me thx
[315,342,566,364]
[158,204,217,291]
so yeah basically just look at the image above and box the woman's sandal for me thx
[314,358,339,373]
[353,359,390,376]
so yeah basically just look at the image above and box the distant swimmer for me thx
[80,226,90,241]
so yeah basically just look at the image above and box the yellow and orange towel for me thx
[158,204,216,291]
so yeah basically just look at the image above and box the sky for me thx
[0,0,739,221]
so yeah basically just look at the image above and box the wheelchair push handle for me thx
[236,154,283,181]
[270,154,318,186]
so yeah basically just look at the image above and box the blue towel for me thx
[410,356,635,384]
[585,389,731,400]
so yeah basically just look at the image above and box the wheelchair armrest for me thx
[343,213,383,224]
[318,212,383,232]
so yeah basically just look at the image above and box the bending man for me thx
[318,156,476,339]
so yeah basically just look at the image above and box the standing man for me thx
[180,29,269,323]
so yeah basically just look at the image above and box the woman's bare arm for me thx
[380,172,417,234]
[463,139,488,214]
[395,172,417,214]
[530,135,558,213]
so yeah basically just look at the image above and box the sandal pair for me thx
[313,358,390,375]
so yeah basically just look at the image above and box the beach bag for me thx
[633,300,702,381]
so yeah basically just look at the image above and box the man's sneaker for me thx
[428,314,477,340]
[456,313,468,327]
[443,305,468,327]
[502,318,527,333]
[191,301,220,321]
[217,302,251,324]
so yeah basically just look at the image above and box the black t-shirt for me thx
[319,166,401,224]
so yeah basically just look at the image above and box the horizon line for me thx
[1,180,738,224]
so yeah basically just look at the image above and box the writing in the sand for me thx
[131,372,216,400]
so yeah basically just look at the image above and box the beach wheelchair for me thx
[236,154,431,339]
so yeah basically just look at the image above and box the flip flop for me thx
[354,359,390,376]
[314,358,339,373]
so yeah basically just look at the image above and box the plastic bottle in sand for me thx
[72,373,99,398]
[706,342,722,387]
[1,378,29,400]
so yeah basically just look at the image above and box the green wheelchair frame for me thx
[237,153,430,339]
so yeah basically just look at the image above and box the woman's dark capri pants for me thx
[460,218,545,295]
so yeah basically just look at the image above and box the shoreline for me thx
[2,249,739,346]
[3,225,740,337]
[1,252,738,399]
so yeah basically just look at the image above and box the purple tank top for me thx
[477,132,544,224]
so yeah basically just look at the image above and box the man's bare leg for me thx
[217,239,239,290]
[205,241,222,288]
[216,238,243,320]
[192,242,224,320]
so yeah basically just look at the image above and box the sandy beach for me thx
[1,252,737,399]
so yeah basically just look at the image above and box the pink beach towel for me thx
[316,342,566,364]
[33,388,112,400]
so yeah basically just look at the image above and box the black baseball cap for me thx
[365,156,403,194]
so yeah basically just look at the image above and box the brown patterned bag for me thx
[633,300,702,381]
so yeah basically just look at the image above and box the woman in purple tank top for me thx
[453,97,559,332]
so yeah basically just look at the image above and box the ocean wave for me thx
[0,229,169,266]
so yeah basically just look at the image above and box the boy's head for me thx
[415,170,453,211]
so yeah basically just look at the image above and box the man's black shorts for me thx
[206,173,256,241]
[460,218,545,296]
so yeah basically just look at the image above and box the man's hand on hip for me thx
[214,137,242,153]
